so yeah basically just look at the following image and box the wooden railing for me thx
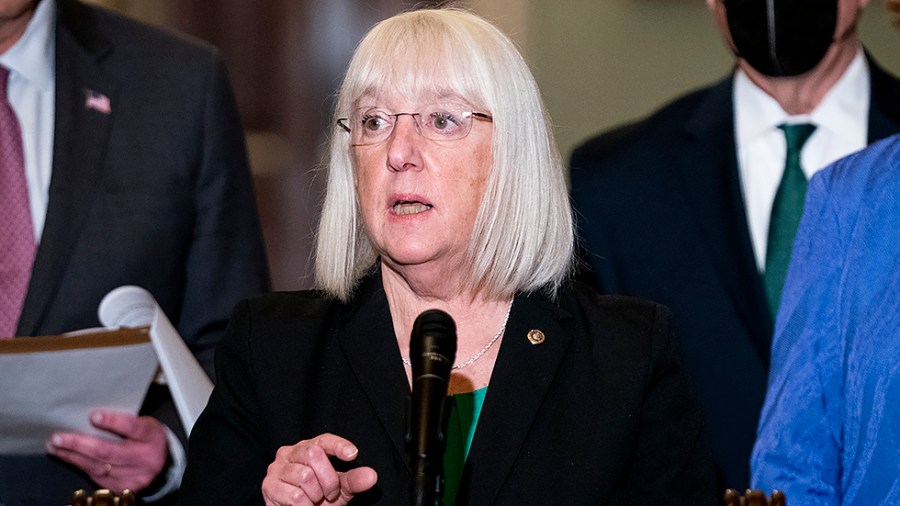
[723,488,787,506]
[67,489,137,506]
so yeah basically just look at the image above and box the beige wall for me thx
[100,0,900,163]
[89,0,900,164]
[470,0,900,161]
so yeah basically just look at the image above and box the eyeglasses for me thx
[337,103,493,146]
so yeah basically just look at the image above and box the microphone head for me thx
[410,309,457,378]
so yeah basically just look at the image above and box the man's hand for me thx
[46,411,169,492]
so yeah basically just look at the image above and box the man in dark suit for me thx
[0,0,269,504]
[569,0,900,491]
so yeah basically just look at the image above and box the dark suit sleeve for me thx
[141,53,270,503]
[181,299,269,505]
[628,304,717,505]
[175,55,270,379]
[138,53,269,462]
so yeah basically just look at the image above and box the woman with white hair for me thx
[182,8,715,505]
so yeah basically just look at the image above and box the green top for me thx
[442,387,488,505]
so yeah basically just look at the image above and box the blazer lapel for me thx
[18,5,118,335]
[459,293,573,504]
[338,278,413,468]
[674,76,773,361]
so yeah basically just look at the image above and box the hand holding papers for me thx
[0,286,213,454]
[0,328,157,454]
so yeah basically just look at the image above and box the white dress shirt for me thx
[734,48,870,270]
[0,0,56,242]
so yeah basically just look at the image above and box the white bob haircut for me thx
[315,7,574,301]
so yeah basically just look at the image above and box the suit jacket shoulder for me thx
[57,0,221,63]
[570,76,734,171]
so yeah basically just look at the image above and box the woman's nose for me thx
[386,115,424,172]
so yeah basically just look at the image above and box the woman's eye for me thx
[431,112,457,131]
[361,114,388,131]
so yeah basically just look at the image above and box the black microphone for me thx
[406,309,457,506]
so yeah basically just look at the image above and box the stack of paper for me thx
[0,286,213,454]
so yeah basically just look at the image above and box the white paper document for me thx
[98,285,213,435]
[0,285,214,455]
[0,328,157,454]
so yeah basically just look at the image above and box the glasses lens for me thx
[419,105,472,141]
[351,108,392,144]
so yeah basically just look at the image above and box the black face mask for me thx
[724,0,838,77]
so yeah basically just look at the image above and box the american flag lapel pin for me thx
[84,89,111,114]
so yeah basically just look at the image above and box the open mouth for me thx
[392,200,432,216]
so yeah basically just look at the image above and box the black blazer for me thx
[568,57,900,490]
[182,273,717,505]
[1,1,269,504]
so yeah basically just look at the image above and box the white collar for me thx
[734,48,869,146]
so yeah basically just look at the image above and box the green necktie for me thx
[764,123,817,318]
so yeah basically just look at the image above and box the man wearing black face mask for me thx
[568,0,900,492]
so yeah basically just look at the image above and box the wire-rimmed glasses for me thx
[337,103,493,146]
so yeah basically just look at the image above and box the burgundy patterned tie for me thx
[0,65,36,338]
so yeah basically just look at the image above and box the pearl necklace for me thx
[402,299,513,370]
